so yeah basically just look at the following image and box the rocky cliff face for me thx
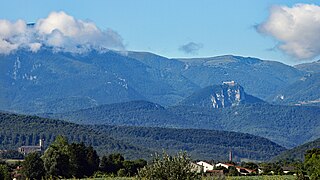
[210,81,245,108]
[180,81,265,108]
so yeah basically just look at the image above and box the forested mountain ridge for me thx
[272,137,320,161]
[46,101,320,148]
[0,111,150,159]
[93,125,286,161]
[0,49,304,114]
[0,111,286,161]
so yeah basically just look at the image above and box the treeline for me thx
[1,136,319,179]
[0,137,201,180]
[4,136,147,179]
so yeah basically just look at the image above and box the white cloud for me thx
[28,43,42,52]
[0,11,125,54]
[258,4,320,59]
[0,19,27,54]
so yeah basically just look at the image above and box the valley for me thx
[1,2,320,179]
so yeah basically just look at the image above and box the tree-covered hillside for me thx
[272,138,320,161]
[93,125,286,161]
[0,112,285,161]
[46,101,320,148]
[0,112,149,159]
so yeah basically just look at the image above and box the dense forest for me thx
[93,125,286,161]
[273,138,320,161]
[0,112,149,159]
[46,101,320,148]
[0,111,286,161]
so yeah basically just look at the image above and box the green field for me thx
[213,175,295,180]
[69,175,296,180]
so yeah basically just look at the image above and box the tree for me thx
[259,162,283,175]
[122,159,147,176]
[227,166,240,176]
[85,145,100,176]
[42,135,71,178]
[138,151,199,180]
[304,148,320,180]
[67,143,100,178]
[22,152,45,180]
[42,136,100,178]
[293,161,308,180]
[100,153,124,174]
[68,142,88,178]
[0,164,10,180]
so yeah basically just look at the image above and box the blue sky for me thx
[0,0,319,65]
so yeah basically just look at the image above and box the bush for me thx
[0,164,11,180]
[138,151,199,180]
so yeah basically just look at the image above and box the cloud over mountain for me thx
[0,11,125,54]
[258,4,320,60]
[179,42,203,54]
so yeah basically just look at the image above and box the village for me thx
[191,150,295,177]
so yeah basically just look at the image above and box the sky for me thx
[0,0,320,65]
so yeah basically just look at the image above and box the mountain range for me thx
[0,49,308,114]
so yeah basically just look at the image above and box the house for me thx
[235,166,256,175]
[216,162,256,175]
[215,162,235,169]
[18,139,44,155]
[196,161,214,172]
